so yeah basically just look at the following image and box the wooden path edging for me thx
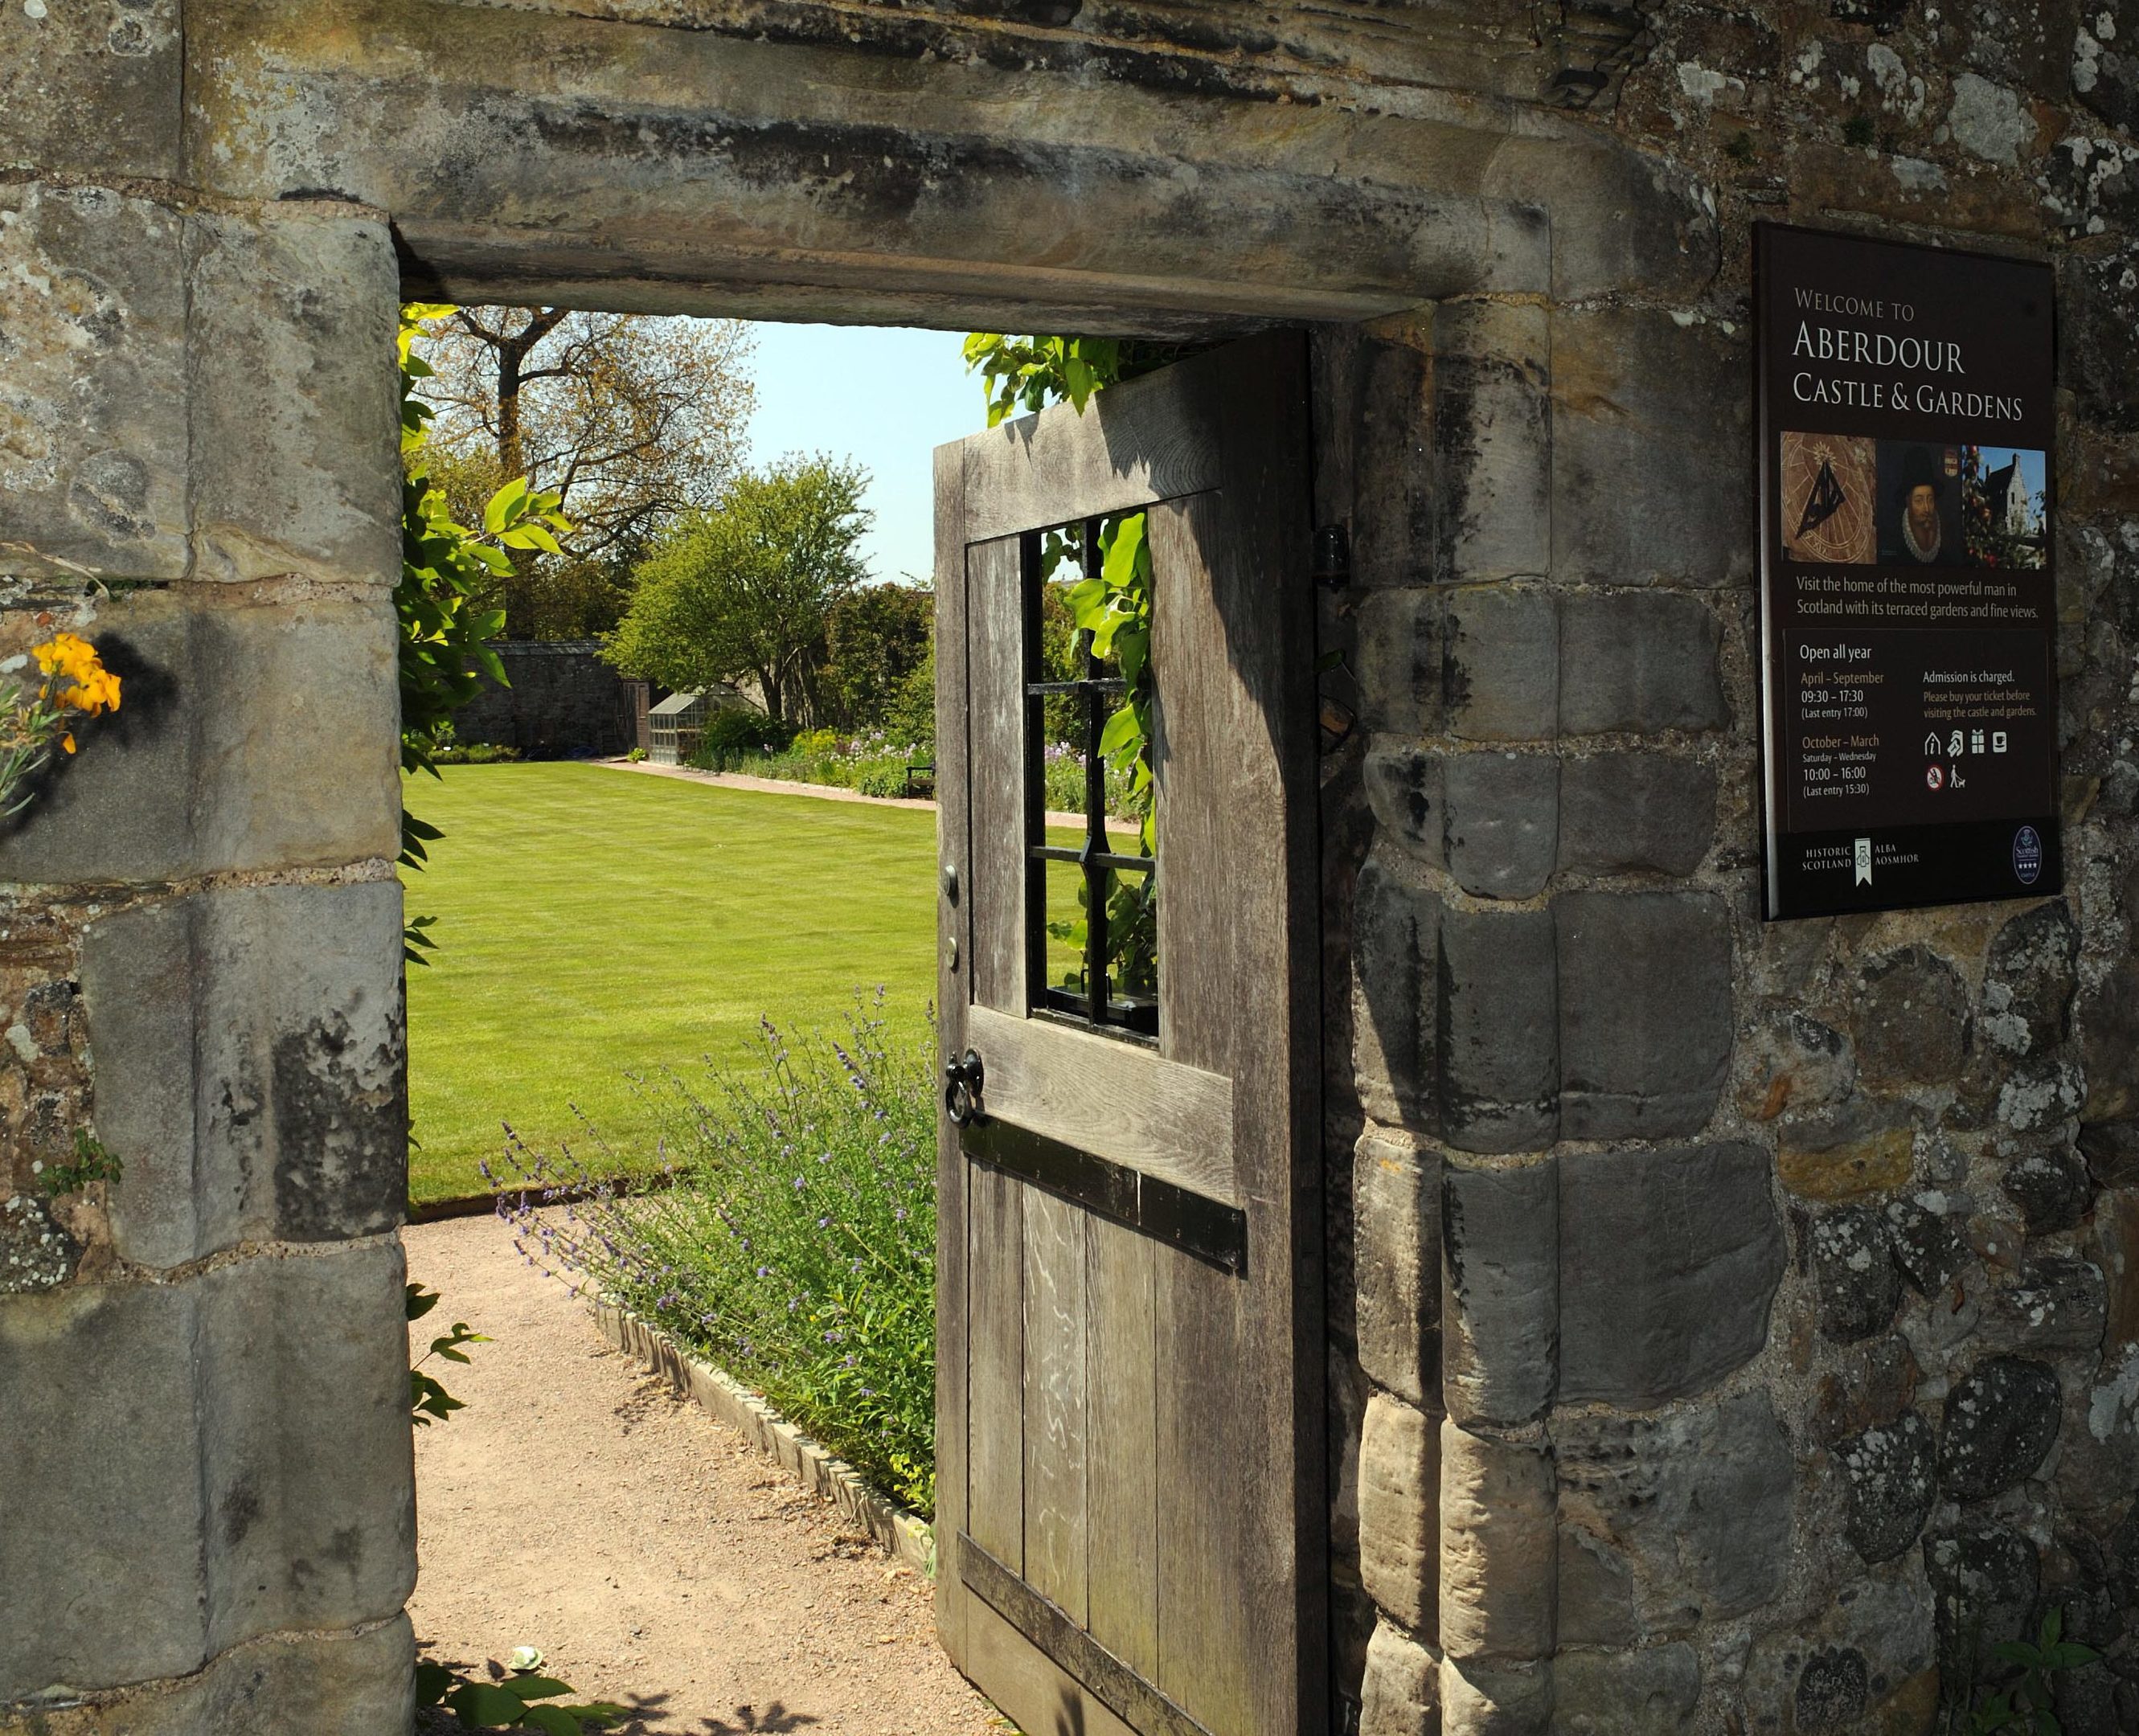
[590,1296,937,1582]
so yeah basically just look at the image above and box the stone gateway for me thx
[2,4,2137,1734]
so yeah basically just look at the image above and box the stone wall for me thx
[453,641,638,757]
[1317,8,2139,1733]
[0,171,416,1728]
[5,2,2137,1734]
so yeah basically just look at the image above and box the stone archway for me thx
[31,8,2121,1736]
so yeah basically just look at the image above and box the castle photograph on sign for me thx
[1780,430,2046,569]
[1961,444,2047,567]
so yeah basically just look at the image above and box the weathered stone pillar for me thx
[0,20,416,1723]
[1339,204,1785,1730]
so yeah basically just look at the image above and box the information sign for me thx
[1756,223,2060,918]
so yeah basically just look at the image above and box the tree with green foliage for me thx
[412,307,755,639]
[603,457,871,724]
[817,580,933,735]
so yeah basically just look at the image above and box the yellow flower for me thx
[60,733,75,755]
[31,634,121,717]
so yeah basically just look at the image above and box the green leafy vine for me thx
[397,304,571,965]
[965,335,1182,1002]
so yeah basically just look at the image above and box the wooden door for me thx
[934,333,1324,1736]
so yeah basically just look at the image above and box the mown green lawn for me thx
[401,764,938,1202]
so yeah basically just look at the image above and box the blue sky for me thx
[740,322,986,587]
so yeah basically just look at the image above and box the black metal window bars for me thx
[1026,518,1158,1038]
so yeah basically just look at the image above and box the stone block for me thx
[2080,1120,2139,1190]
[1548,1644,1699,1734]
[2063,248,2139,436]
[17,1614,416,1736]
[1441,1161,1557,1427]
[1443,753,1558,900]
[0,2,181,182]
[186,209,402,587]
[1741,1571,1936,1736]
[1779,1109,1915,1202]
[1555,593,1727,737]
[199,1241,417,1652]
[1549,308,1752,592]
[1736,1010,1855,1124]
[0,182,187,577]
[2091,1185,2139,1350]
[1345,330,1434,591]
[1985,1255,2107,1353]
[1980,900,2079,1059]
[1444,586,1558,743]
[1438,906,1558,1153]
[1851,944,1974,1090]
[1353,854,1440,1134]
[1810,1204,1903,1344]
[1440,1656,1551,1736]
[1359,1618,1439,1736]
[1925,1524,2039,1682]
[1439,1421,1555,1663]
[2080,958,2139,1121]
[1479,135,1717,304]
[2001,1136,2092,1234]
[1555,892,1731,1140]
[0,586,400,883]
[1354,1130,1441,1407]
[1554,753,1714,878]
[1432,301,1550,586]
[1359,1393,1440,1635]
[1363,743,1444,862]
[1939,1357,2062,1501]
[0,1243,415,1699]
[1886,1194,1969,1296]
[1555,1394,1793,1631]
[0,1281,211,1696]
[1557,1143,1784,1409]
[81,881,407,1268]
[1836,1410,1937,1564]
[1555,1527,1637,1649]
[1354,590,1445,736]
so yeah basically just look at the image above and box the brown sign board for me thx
[1756,222,2060,919]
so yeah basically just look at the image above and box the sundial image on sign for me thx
[1781,432,1876,563]
[1755,224,2060,918]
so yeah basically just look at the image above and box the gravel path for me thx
[404,1214,1001,1736]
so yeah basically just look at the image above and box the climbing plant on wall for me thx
[397,303,571,964]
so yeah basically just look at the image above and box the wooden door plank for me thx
[961,365,1227,543]
[933,437,974,1666]
[965,533,1029,1018]
[964,1575,1142,1736]
[1142,337,1325,1736]
[1085,1214,1159,1679]
[1021,1189,1089,1625]
[965,1535,1214,1736]
[966,1160,1026,1575]
[966,1004,1238,1206]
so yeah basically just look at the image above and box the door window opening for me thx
[1025,516,1158,1039]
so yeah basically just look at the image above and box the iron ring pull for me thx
[944,1048,985,1127]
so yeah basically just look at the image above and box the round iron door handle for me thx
[944,1048,985,1126]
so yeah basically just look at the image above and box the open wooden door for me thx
[933,332,1324,1736]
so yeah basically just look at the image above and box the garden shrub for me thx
[853,761,912,800]
[493,997,937,1514]
[686,707,797,770]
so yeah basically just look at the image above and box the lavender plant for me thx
[492,995,937,1514]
